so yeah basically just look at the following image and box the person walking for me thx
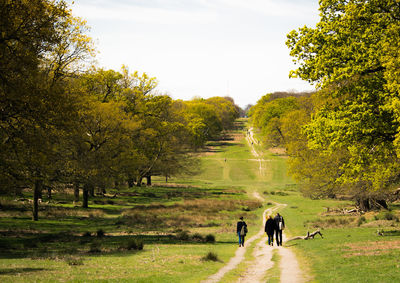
[264,215,276,246]
[236,216,247,247]
[274,213,285,246]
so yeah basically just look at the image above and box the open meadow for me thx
[1,120,400,282]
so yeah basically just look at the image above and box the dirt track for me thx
[203,128,304,283]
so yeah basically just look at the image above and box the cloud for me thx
[215,0,318,19]
[70,0,218,24]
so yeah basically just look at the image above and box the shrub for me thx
[192,233,204,242]
[202,252,220,262]
[205,234,216,243]
[176,230,190,241]
[384,212,398,221]
[65,256,83,266]
[357,216,366,226]
[263,191,269,195]
[124,238,144,250]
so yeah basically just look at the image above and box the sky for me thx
[68,0,320,107]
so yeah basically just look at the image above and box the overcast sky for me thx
[68,0,320,107]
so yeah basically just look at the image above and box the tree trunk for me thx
[89,185,95,197]
[136,176,143,187]
[82,184,89,208]
[47,186,52,199]
[146,175,151,186]
[357,197,388,211]
[166,176,168,183]
[33,180,42,221]
[74,184,80,203]
[38,186,43,200]
[128,178,135,188]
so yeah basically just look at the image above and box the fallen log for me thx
[286,230,323,242]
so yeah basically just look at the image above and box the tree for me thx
[249,94,300,147]
[286,0,400,207]
[0,0,95,219]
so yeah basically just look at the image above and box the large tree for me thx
[0,0,94,219]
[286,0,400,207]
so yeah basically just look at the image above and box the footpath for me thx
[203,128,304,283]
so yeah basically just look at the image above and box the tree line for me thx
[0,0,240,220]
[250,0,400,211]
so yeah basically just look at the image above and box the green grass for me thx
[264,248,280,283]
[2,119,400,282]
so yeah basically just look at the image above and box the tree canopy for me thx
[0,0,241,219]
[284,0,400,207]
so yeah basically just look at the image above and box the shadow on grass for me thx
[381,230,400,237]
[0,231,237,260]
[0,267,48,275]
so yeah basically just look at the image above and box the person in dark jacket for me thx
[236,216,247,247]
[264,215,276,246]
[274,213,285,246]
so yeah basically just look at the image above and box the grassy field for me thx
[1,119,400,282]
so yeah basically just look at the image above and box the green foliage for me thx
[278,0,400,202]
[0,0,242,217]
[249,94,301,147]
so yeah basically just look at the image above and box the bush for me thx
[192,233,204,242]
[124,238,144,250]
[65,256,84,266]
[384,212,399,221]
[205,234,216,243]
[357,216,366,226]
[376,211,399,222]
[202,252,220,262]
[176,230,190,241]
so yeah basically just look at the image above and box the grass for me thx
[264,248,280,283]
[2,119,400,282]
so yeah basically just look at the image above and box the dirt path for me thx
[202,193,281,283]
[237,192,284,283]
[203,128,304,283]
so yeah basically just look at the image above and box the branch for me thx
[286,229,323,242]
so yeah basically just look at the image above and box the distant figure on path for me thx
[265,215,276,246]
[274,213,285,246]
[237,216,247,247]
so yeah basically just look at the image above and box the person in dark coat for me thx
[264,215,276,246]
[236,216,247,247]
[274,213,285,246]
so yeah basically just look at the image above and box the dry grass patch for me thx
[121,198,262,229]
[343,240,400,257]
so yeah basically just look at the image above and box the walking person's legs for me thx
[275,229,280,246]
[238,232,241,246]
[241,235,245,246]
[278,230,283,246]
